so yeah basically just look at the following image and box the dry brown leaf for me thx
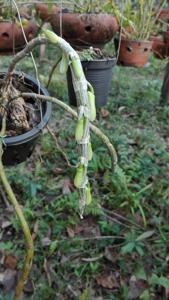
[41,237,51,247]
[23,279,34,294]
[67,227,75,238]
[4,254,17,270]
[100,108,109,118]
[1,220,11,229]
[43,258,52,287]
[2,268,17,293]
[104,247,120,263]
[62,177,74,195]
[96,274,119,289]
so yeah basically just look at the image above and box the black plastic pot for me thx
[67,58,116,108]
[0,71,52,166]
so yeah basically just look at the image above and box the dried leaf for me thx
[43,258,52,287]
[41,237,51,247]
[23,279,34,294]
[104,247,119,263]
[1,221,11,229]
[67,227,75,238]
[100,108,109,118]
[96,274,119,289]
[62,177,73,195]
[4,254,17,270]
[2,269,17,293]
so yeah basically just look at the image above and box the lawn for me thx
[0,47,169,300]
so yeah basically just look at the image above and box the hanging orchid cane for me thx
[44,30,96,218]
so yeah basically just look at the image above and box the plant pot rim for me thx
[0,71,52,146]
[120,38,153,44]
[81,57,116,62]
[55,12,115,16]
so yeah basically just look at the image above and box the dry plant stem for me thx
[21,93,118,167]
[46,57,62,89]
[4,37,47,84]
[0,114,34,300]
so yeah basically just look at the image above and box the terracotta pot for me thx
[35,4,58,22]
[158,8,169,21]
[115,38,153,68]
[163,31,169,46]
[0,21,36,54]
[50,13,119,48]
[150,35,168,59]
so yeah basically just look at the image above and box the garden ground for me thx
[0,47,169,300]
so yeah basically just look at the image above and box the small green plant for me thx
[104,0,167,40]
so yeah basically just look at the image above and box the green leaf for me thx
[150,274,169,289]
[49,240,58,254]
[135,267,147,280]
[59,54,68,74]
[121,242,135,254]
[136,230,154,241]
[135,245,144,256]
[140,289,150,300]
[0,241,13,250]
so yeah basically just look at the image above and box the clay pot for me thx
[50,13,119,48]
[150,35,168,59]
[115,38,153,68]
[163,31,169,46]
[0,21,36,54]
[158,8,169,21]
[35,3,58,22]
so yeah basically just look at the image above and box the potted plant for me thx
[0,71,52,166]
[67,47,116,107]
[0,2,36,54]
[105,0,166,67]
[49,0,119,49]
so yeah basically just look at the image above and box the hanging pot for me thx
[115,38,153,68]
[67,58,116,108]
[0,71,52,166]
[50,13,119,48]
[0,21,36,54]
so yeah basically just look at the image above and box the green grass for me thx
[0,48,169,299]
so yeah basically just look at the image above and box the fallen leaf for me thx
[104,247,120,263]
[67,227,75,238]
[41,237,51,247]
[62,177,73,195]
[43,258,52,287]
[1,221,11,229]
[128,275,146,299]
[23,279,34,294]
[100,108,109,118]
[2,268,17,293]
[4,254,17,270]
[96,274,119,289]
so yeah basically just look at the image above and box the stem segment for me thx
[0,115,34,300]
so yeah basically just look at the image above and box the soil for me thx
[0,75,41,137]
[79,47,113,61]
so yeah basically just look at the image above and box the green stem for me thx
[0,114,33,300]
